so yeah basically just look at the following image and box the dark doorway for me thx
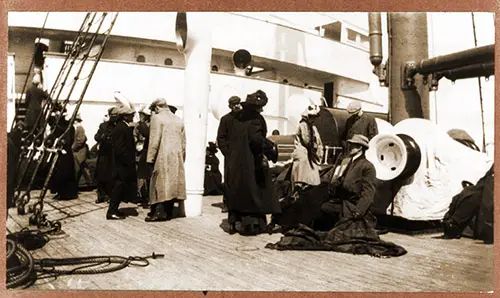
[323,81,334,107]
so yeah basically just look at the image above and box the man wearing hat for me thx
[94,107,118,203]
[316,134,378,230]
[72,113,92,189]
[146,98,186,222]
[24,75,49,133]
[106,105,137,220]
[342,101,378,146]
[216,95,243,213]
[135,106,152,207]
[224,90,280,235]
[48,105,78,201]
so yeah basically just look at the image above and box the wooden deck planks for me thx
[6,192,494,292]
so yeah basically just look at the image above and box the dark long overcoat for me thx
[94,121,115,184]
[24,85,48,131]
[224,108,280,215]
[111,120,138,203]
[49,119,78,199]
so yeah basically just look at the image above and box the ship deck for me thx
[6,191,495,292]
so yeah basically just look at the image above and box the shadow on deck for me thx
[6,191,495,292]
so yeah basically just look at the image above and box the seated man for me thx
[315,134,377,231]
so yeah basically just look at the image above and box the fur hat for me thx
[244,90,268,107]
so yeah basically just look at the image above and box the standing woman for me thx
[225,90,280,235]
[135,107,152,207]
[291,104,324,194]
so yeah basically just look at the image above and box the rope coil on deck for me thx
[6,232,163,289]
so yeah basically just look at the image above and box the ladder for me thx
[14,12,119,233]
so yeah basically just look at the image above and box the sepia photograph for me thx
[4,11,495,292]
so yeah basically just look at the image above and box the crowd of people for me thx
[214,91,380,236]
[12,78,384,236]
[92,98,186,221]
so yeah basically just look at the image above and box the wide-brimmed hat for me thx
[228,96,241,105]
[301,104,320,117]
[243,90,268,107]
[138,105,152,116]
[149,98,168,110]
[115,105,135,116]
[108,106,119,116]
[347,134,370,148]
[347,101,362,114]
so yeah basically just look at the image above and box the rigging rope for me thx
[6,233,163,289]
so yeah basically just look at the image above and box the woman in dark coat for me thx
[48,109,78,200]
[94,108,117,203]
[203,142,224,196]
[135,107,152,206]
[225,90,280,235]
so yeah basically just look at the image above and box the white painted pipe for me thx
[181,13,212,217]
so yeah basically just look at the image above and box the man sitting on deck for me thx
[315,134,377,230]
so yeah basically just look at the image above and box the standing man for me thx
[216,96,242,213]
[146,98,186,222]
[106,105,137,220]
[94,107,117,204]
[342,101,378,144]
[24,75,49,133]
[224,90,280,235]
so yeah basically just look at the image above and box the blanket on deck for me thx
[266,219,407,258]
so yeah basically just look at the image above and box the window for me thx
[343,27,369,51]
[34,42,49,69]
[136,55,146,63]
[60,40,74,54]
[164,58,173,66]
[315,21,342,42]
[347,29,357,42]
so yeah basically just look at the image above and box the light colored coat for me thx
[147,108,186,204]
[72,123,88,176]
[291,120,324,186]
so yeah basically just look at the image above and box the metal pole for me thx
[414,44,494,75]
[368,12,383,67]
[388,12,430,124]
[471,12,487,153]
[437,61,494,81]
